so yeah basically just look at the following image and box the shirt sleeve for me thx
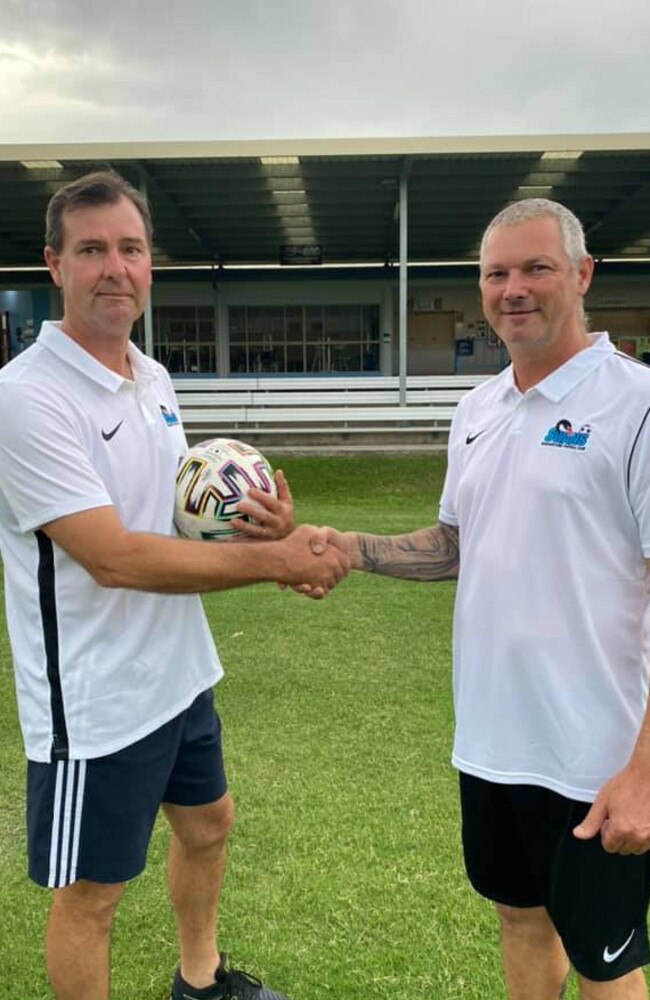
[438,397,469,527]
[0,381,113,533]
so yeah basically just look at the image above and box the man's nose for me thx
[102,248,127,278]
[503,270,528,299]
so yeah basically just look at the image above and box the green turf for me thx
[0,455,608,998]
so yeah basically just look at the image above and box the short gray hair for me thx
[479,198,588,268]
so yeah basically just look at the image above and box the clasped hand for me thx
[232,469,295,540]
[232,473,349,597]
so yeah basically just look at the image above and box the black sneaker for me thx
[170,952,288,1000]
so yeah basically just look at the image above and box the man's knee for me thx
[496,903,557,939]
[50,879,126,933]
[204,792,235,843]
[165,791,236,852]
[577,967,648,999]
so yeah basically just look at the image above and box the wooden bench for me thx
[171,374,492,442]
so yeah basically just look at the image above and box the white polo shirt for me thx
[440,333,650,802]
[0,322,222,762]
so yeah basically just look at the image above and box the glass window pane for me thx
[229,306,246,338]
[362,305,380,341]
[286,306,303,342]
[227,301,378,373]
[247,306,282,339]
[230,345,249,373]
[247,343,283,373]
[286,344,305,372]
[362,342,380,371]
[305,306,324,338]
[324,305,360,341]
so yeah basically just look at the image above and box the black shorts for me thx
[27,688,227,888]
[459,771,650,982]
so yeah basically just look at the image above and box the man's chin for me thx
[97,301,138,321]
[496,315,541,340]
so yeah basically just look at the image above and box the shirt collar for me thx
[496,332,615,404]
[534,333,615,402]
[126,339,159,387]
[38,321,158,393]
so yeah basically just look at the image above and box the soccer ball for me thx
[174,438,277,541]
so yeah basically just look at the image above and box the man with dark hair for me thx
[323,199,650,1000]
[0,170,349,1000]
[45,169,154,252]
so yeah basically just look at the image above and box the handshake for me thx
[233,473,356,598]
[277,523,355,599]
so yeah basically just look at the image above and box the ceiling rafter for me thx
[0,140,649,270]
[134,160,220,262]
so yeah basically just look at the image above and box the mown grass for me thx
[0,455,595,998]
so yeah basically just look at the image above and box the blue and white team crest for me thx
[160,404,180,427]
[541,419,592,451]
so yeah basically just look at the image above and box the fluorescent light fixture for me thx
[0,265,49,273]
[409,259,480,267]
[260,156,300,165]
[517,184,553,193]
[276,209,311,219]
[20,160,63,170]
[540,151,583,161]
[600,256,650,263]
[270,189,307,198]
[282,233,317,242]
[150,258,483,272]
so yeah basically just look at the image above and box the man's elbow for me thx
[82,537,146,589]
[91,563,130,589]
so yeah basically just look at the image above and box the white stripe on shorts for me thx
[47,760,87,888]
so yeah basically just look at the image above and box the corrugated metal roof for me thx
[1,133,649,268]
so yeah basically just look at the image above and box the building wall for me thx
[3,269,650,374]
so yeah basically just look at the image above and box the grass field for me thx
[0,454,594,999]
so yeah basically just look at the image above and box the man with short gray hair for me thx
[324,199,650,999]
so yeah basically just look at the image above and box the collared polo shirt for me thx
[0,322,222,762]
[440,333,650,801]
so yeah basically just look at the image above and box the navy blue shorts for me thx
[27,689,227,888]
[459,772,650,982]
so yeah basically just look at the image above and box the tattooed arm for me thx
[328,522,460,582]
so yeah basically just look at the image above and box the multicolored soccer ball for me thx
[174,438,276,541]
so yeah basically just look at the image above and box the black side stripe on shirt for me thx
[35,530,69,761]
[626,403,650,495]
[615,350,650,370]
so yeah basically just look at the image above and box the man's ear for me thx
[44,246,62,287]
[577,253,594,296]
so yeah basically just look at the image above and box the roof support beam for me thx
[138,170,154,358]
[398,162,410,402]
[584,171,650,248]
[134,160,217,262]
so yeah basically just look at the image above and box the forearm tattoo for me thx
[355,523,460,581]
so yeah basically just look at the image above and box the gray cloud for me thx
[1,0,649,142]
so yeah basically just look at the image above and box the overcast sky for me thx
[1,0,649,145]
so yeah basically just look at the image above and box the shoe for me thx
[171,952,288,1000]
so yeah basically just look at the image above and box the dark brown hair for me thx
[45,170,153,252]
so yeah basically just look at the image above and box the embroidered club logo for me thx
[160,404,180,427]
[541,418,591,451]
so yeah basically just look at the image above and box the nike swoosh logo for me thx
[603,929,635,963]
[465,430,485,445]
[101,420,124,441]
